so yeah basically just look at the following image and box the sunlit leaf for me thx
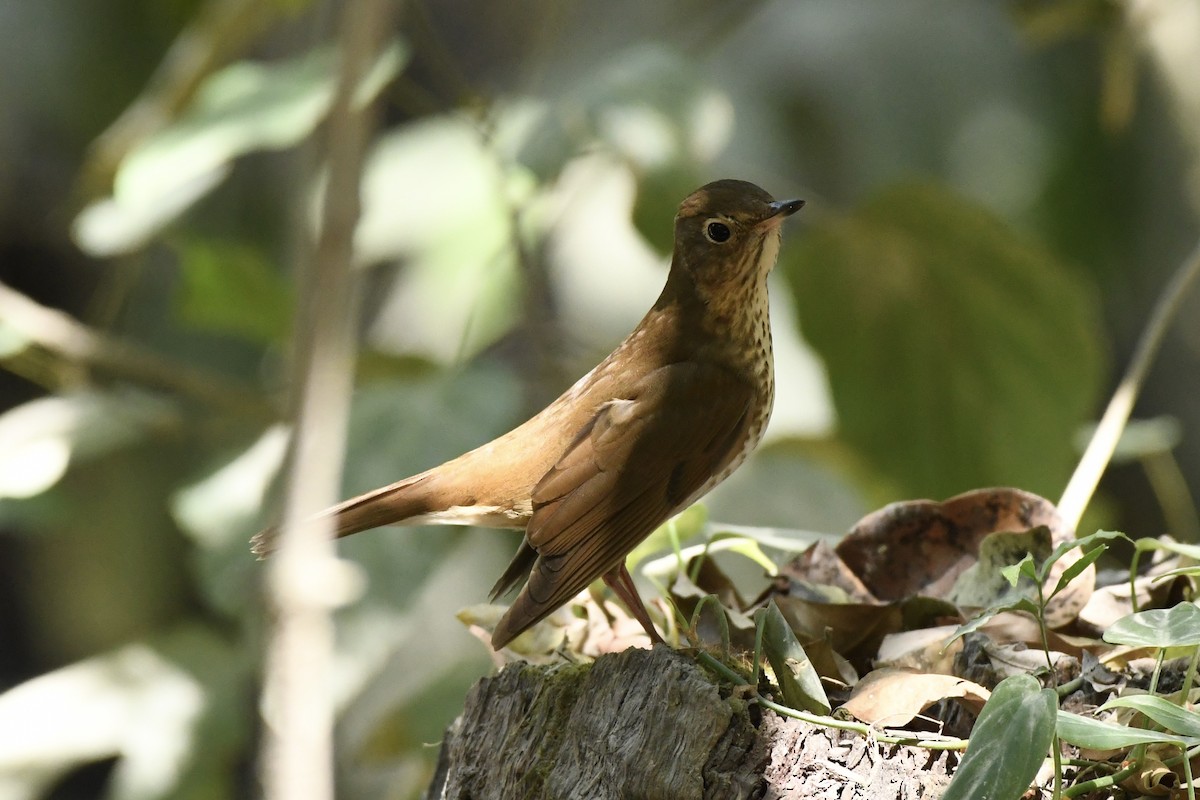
[706,522,841,553]
[74,42,407,256]
[173,426,288,549]
[1104,604,1200,648]
[784,182,1102,499]
[0,626,248,800]
[639,536,776,581]
[627,503,708,570]
[1101,695,1200,738]
[355,116,535,363]
[999,552,1038,587]
[941,675,1056,800]
[1134,538,1200,561]
[0,318,30,358]
[842,668,989,726]
[0,390,175,501]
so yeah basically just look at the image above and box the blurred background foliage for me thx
[1,0,1198,797]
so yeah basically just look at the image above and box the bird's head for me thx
[670,179,804,295]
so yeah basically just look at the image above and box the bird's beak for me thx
[757,198,806,230]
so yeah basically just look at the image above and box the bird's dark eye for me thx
[705,221,731,243]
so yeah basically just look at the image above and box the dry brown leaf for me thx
[841,667,990,726]
[689,554,748,610]
[578,597,656,656]
[875,625,963,673]
[457,603,581,665]
[796,629,859,688]
[1122,747,1180,796]
[778,540,876,602]
[833,487,1091,627]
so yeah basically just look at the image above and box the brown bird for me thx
[253,179,804,649]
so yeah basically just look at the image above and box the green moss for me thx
[514,660,593,797]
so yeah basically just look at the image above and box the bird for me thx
[253,179,804,649]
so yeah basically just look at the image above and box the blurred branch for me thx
[77,0,283,201]
[0,280,272,417]
[1058,238,1200,530]
[261,1,393,799]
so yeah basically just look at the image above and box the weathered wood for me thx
[752,714,957,799]
[426,646,958,800]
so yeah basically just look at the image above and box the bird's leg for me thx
[602,564,665,645]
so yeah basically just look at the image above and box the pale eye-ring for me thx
[704,220,732,244]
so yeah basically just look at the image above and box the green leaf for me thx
[639,536,778,581]
[1000,552,1038,587]
[1134,538,1200,562]
[1043,530,1129,573]
[1049,544,1106,599]
[705,532,780,573]
[1056,710,1196,749]
[1101,695,1200,738]
[756,600,831,715]
[354,117,535,363]
[1152,565,1200,582]
[74,42,407,256]
[174,238,292,342]
[941,675,1056,800]
[1104,603,1200,648]
[948,528,1050,609]
[947,597,1041,646]
[784,182,1102,500]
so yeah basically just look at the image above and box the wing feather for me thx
[491,361,757,645]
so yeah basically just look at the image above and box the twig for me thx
[260,2,392,799]
[1058,238,1200,532]
[0,279,271,416]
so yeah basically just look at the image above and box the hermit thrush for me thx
[253,179,804,648]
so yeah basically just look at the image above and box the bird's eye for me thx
[704,220,732,243]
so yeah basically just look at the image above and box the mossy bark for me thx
[426,645,957,800]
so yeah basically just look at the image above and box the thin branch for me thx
[1058,238,1200,531]
[0,279,271,417]
[259,1,393,799]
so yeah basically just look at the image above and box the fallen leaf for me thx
[834,488,1090,626]
[842,667,990,725]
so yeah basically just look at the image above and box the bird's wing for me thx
[492,361,755,641]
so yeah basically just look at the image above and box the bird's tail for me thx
[250,473,435,557]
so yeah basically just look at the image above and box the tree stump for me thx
[426,646,958,799]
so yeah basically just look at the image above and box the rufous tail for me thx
[250,473,434,557]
